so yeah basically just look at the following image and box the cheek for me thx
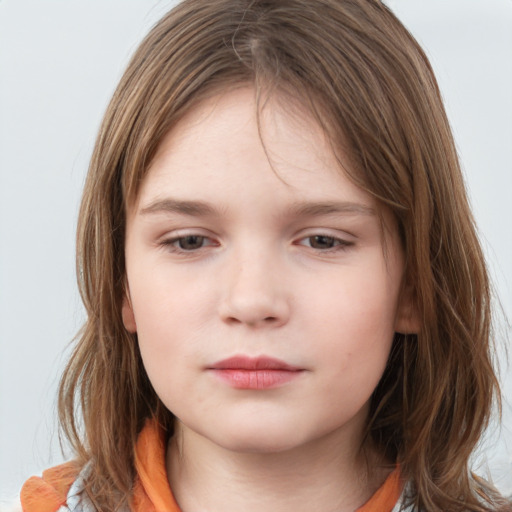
[129,258,213,328]
[310,262,399,333]
[305,265,398,376]
[128,266,216,378]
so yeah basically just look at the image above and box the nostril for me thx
[229,316,278,327]
[218,289,290,327]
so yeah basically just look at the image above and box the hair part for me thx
[58,1,506,510]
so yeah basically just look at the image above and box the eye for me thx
[163,235,216,252]
[298,235,352,251]
[307,235,337,249]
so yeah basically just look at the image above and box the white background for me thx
[1,0,511,506]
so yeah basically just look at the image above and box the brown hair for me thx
[58,0,507,510]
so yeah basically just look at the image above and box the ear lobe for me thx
[394,286,421,335]
[122,292,137,333]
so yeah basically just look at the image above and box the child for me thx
[20,0,511,511]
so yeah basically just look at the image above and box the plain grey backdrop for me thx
[1,0,511,506]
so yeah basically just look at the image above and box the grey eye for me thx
[177,235,206,250]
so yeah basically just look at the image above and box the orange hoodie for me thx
[21,420,402,512]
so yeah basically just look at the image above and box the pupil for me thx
[311,235,334,249]
[179,236,204,250]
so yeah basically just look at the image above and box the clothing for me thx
[21,419,409,512]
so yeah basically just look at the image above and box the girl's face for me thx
[123,87,413,454]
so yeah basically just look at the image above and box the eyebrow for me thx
[289,201,376,218]
[139,198,375,218]
[140,199,220,217]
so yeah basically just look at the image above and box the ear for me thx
[122,288,137,333]
[394,284,421,335]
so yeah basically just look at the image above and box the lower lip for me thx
[210,369,303,389]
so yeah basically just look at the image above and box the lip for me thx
[207,356,304,390]
[210,356,302,371]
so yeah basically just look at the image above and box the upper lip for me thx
[209,355,302,371]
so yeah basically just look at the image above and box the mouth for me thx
[207,356,305,390]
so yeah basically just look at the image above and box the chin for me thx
[207,420,314,455]
[218,433,305,454]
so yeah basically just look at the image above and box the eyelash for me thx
[296,235,353,252]
[160,234,353,254]
[161,235,217,252]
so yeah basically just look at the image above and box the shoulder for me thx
[20,461,84,512]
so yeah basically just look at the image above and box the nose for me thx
[218,248,290,328]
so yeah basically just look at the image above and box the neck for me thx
[166,421,390,512]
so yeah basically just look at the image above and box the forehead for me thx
[134,87,375,214]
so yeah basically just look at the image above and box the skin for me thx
[122,87,416,512]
